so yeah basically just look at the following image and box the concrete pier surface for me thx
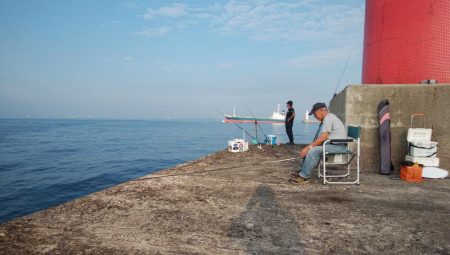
[1,145,449,254]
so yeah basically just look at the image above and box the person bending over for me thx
[290,103,348,184]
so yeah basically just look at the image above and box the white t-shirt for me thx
[321,113,347,140]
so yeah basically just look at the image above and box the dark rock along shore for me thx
[1,145,449,254]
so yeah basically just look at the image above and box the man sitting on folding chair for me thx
[290,102,348,184]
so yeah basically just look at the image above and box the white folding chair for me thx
[317,126,361,185]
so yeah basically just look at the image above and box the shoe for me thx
[290,172,299,178]
[289,175,309,184]
[285,142,295,145]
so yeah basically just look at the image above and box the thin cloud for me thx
[285,47,361,68]
[121,2,141,9]
[100,20,121,30]
[137,1,364,43]
[143,3,188,19]
[217,62,235,69]
[208,1,364,42]
[132,26,170,37]
[123,56,135,64]
[175,20,198,29]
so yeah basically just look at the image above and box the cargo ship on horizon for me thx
[222,105,285,124]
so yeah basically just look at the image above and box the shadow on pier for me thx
[228,184,303,254]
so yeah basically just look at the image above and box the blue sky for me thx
[0,0,365,119]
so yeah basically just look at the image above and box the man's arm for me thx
[311,132,329,147]
[287,111,296,122]
[299,132,329,158]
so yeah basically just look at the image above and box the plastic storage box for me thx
[400,162,423,183]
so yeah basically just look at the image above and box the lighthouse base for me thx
[329,84,450,173]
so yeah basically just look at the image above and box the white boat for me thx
[303,110,320,124]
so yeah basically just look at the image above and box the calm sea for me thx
[0,119,318,223]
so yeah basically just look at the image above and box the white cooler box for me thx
[405,155,440,167]
[408,140,438,157]
[405,127,439,167]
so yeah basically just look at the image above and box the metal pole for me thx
[255,120,258,142]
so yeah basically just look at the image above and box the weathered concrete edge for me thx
[0,150,223,226]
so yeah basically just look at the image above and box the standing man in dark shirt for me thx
[285,100,295,145]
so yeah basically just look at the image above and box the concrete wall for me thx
[329,84,450,173]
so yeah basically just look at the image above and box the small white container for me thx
[267,135,277,145]
[407,128,432,141]
[228,140,248,152]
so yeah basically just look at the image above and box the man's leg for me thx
[286,124,294,143]
[299,144,348,179]
[299,146,323,179]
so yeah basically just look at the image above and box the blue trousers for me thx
[299,144,348,179]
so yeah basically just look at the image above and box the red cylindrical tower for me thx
[362,0,450,84]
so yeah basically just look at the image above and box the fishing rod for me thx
[214,107,263,144]
[299,53,352,161]
[295,121,323,169]
[296,54,351,165]
[133,156,301,182]
[281,54,355,173]
[313,122,323,141]
[246,105,269,144]
[244,106,282,158]
[308,54,348,144]
[310,52,352,142]
[215,107,280,158]
[333,53,352,98]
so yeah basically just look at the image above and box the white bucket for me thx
[267,135,277,145]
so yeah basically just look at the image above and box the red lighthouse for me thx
[362,0,450,84]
